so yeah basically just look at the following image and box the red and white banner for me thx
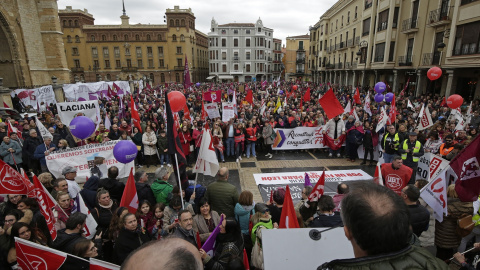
[192,127,219,177]
[420,169,448,222]
[376,107,389,133]
[0,159,34,196]
[33,176,57,240]
[364,94,372,116]
[203,90,222,103]
[416,153,449,181]
[221,102,235,122]
[417,104,434,131]
[452,135,480,202]
[254,170,372,186]
[204,103,221,119]
[308,170,326,202]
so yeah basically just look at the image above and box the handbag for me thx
[457,214,475,237]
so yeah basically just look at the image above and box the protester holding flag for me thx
[245,121,257,159]
[345,121,364,162]
[323,115,345,158]
[113,213,150,265]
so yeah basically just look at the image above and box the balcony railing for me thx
[296,58,305,63]
[71,67,84,72]
[377,22,388,31]
[352,62,358,68]
[326,63,334,69]
[422,52,441,65]
[335,63,343,69]
[428,8,450,26]
[398,55,413,66]
[122,67,138,72]
[174,66,184,71]
[147,53,153,58]
[232,57,240,62]
[374,55,384,62]
[362,30,370,37]
[339,42,345,49]
[401,18,419,33]
[345,62,352,69]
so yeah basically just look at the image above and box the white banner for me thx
[272,126,338,150]
[57,100,99,126]
[62,81,131,101]
[420,169,448,222]
[204,103,220,119]
[11,85,56,110]
[417,105,434,131]
[357,144,385,163]
[46,140,134,183]
[416,153,450,181]
[221,102,235,122]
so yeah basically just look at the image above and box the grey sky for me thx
[58,0,337,44]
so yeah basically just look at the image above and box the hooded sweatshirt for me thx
[234,203,255,234]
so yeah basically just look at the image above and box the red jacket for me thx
[246,127,257,141]
[381,163,413,195]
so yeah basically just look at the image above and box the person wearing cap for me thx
[398,132,424,185]
[151,167,173,205]
[250,203,276,269]
[62,166,81,199]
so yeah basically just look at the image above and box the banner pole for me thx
[193,172,198,194]
[174,153,185,209]
[10,152,19,172]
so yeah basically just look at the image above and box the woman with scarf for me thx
[250,203,277,269]
[131,127,143,167]
[92,188,118,263]
[54,191,74,230]
[346,120,365,162]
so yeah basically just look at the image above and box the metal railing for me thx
[422,52,441,65]
[174,66,184,70]
[377,22,388,31]
[71,67,84,72]
[345,62,352,69]
[121,67,138,72]
[232,57,240,62]
[401,18,418,32]
[335,62,343,69]
[398,55,413,66]
[428,8,450,24]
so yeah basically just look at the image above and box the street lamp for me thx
[356,41,368,89]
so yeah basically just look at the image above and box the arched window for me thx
[74,20,79,27]
[158,34,162,41]
[135,34,140,41]
[180,34,185,41]
[175,19,179,26]
[75,35,80,42]
[113,35,117,41]
[91,35,95,42]
[170,19,174,26]
[146,34,151,41]
[102,35,106,41]
[172,34,177,41]
[67,35,72,43]
[124,35,129,41]
[63,20,67,27]
[69,20,73,27]
[181,19,185,26]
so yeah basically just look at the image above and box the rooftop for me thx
[287,34,310,39]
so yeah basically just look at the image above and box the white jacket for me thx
[324,118,345,139]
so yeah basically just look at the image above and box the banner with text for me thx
[416,153,449,181]
[63,81,131,101]
[254,170,372,202]
[46,140,134,183]
[11,85,56,110]
[205,103,220,119]
[222,102,235,122]
[272,127,327,150]
[57,100,99,126]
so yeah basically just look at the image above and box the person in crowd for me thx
[332,183,349,212]
[136,200,156,233]
[108,124,121,140]
[54,191,74,230]
[0,135,23,171]
[22,129,42,174]
[398,132,424,184]
[57,139,69,150]
[225,119,236,158]
[262,121,274,158]
[113,213,150,265]
[192,122,204,161]
[245,121,257,159]
[193,197,221,243]
[98,166,125,202]
[119,120,132,136]
[424,131,442,154]
[345,120,364,162]
[234,123,245,163]
[79,176,99,210]
[446,143,464,161]
[172,209,199,247]
[439,134,456,159]
[310,195,343,228]
[107,207,129,245]
[401,185,430,237]
[205,167,239,218]
[250,203,277,270]
[53,212,89,253]
[33,136,57,172]
[92,188,118,262]
[157,129,170,167]
[381,156,413,195]
[150,203,167,240]
[131,126,143,167]
[180,125,192,164]
[151,167,173,205]
[320,182,447,269]
[199,216,244,270]
[267,187,285,225]
[360,121,376,165]
[7,222,47,268]
[134,171,156,206]
[72,238,102,260]
[323,115,345,158]
[62,166,81,199]
[234,190,255,262]
[142,126,158,168]
[381,125,400,164]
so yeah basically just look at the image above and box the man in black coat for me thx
[98,166,125,202]
[22,129,42,174]
[108,124,121,140]
[401,184,430,237]
[135,171,156,206]
[52,212,87,253]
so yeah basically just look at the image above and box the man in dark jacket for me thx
[320,182,447,270]
[401,184,430,237]
[205,167,239,218]
[98,166,125,202]
[108,124,121,140]
[52,212,87,253]
[135,171,156,206]
[22,129,42,174]
[172,210,199,248]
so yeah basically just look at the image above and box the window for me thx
[170,19,174,26]
[258,27,261,32]
[90,35,95,42]
[74,20,79,27]
[158,34,163,41]
[113,35,117,41]
[392,7,399,28]
[342,16,344,26]
[453,21,480,55]
[67,35,72,43]
[175,20,179,26]
[160,73,165,82]
[159,59,165,67]
[148,59,154,68]
[374,42,386,62]
[63,20,67,27]
[147,47,153,56]
[102,35,106,41]
[181,19,185,26]
[158,46,164,56]
[461,0,479,5]
[177,47,182,54]
[72,47,79,55]
[135,35,140,41]
[114,47,120,57]
[147,34,151,41]
[365,0,372,9]
[260,38,264,47]
[406,38,414,62]
[222,64,227,72]
[246,52,251,60]
[221,29,226,34]
[124,35,129,41]
[92,47,98,57]
[299,41,304,50]
[378,9,389,31]
[136,47,142,57]
[93,60,99,69]
[234,39,238,47]
[74,59,81,68]
[125,48,130,56]
[222,39,226,47]
[137,59,143,68]
[246,29,251,34]
[355,6,358,19]
[69,20,73,27]
[103,47,109,57]
[234,64,238,71]
[126,59,132,67]
[388,41,395,61]
[177,58,182,66]
[246,39,251,47]
[362,18,371,36]
[116,60,121,68]
[180,34,185,41]
[222,52,226,60]
[172,35,177,41]
[348,12,350,23]
[105,60,110,68]
[175,73,180,83]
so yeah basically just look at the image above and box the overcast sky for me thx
[58,0,337,44]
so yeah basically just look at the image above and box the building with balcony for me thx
[273,38,284,80]
[207,18,275,82]
[309,0,480,98]
[59,5,209,84]
[285,34,310,81]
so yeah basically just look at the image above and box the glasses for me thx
[4,219,15,224]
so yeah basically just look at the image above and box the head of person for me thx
[172,186,186,198]
[392,156,403,169]
[178,209,193,231]
[155,167,169,181]
[154,203,166,219]
[7,194,22,206]
[238,190,253,206]
[444,134,454,146]
[29,129,37,138]
[123,213,138,231]
[408,132,417,142]
[318,195,336,213]
[388,125,396,134]
[341,182,410,257]
[137,200,152,216]
[66,212,87,232]
[62,166,77,180]
[217,167,229,181]
[401,184,420,204]
[337,183,349,195]
[198,197,211,217]
[72,239,98,258]
[273,187,286,205]
[121,238,203,270]
[414,179,429,190]
[112,124,118,131]
[44,137,52,145]
[427,131,439,141]
[170,195,183,212]
[56,191,71,209]
[96,188,111,207]
[447,184,458,198]
[354,120,361,127]
[11,222,34,242]
[4,209,24,230]
[3,136,10,144]
[17,198,38,212]
[107,166,119,179]
[135,171,148,183]
[219,217,242,243]
[53,177,68,193]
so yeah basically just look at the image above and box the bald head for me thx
[218,167,229,181]
[121,238,202,270]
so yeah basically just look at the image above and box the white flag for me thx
[376,107,389,133]
[364,94,372,116]
[353,108,360,122]
[104,116,111,131]
[407,99,414,110]
[417,104,434,131]
[466,101,473,125]
[344,100,352,114]
[232,91,238,116]
[73,194,98,239]
[420,169,448,222]
[35,117,53,140]
[192,127,219,176]
[90,258,120,269]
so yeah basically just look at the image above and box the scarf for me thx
[99,199,113,209]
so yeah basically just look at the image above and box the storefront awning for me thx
[206,76,216,80]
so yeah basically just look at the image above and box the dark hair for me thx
[134,171,145,182]
[108,166,119,179]
[225,256,244,270]
[337,183,349,194]
[427,131,439,140]
[170,195,183,208]
[273,188,285,205]
[454,143,464,150]
[445,134,454,140]
[198,197,209,208]
[217,218,244,250]
[18,198,39,212]
[122,213,136,226]
[72,239,94,257]
[415,179,429,190]
[66,212,87,230]
[392,155,402,161]
[52,177,66,188]
[172,186,182,194]
[136,200,152,218]
[10,222,34,248]
[178,209,192,221]
[403,184,420,202]
[341,182,410,256]
[5,209,24,222]
[318,195,336,212]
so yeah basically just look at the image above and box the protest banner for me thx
[416,153,449,181]
[272,126,349,150]
[46,140,134,183]
[62,81,131,101]
[357,145,384,163]
[57,100,100,126]
[222,102,235,122]
[204,103,221,119]
[253,170,372,202]
[11,85,56,110]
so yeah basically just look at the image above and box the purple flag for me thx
[201,215,224,256]
[184,55,192,89]
[304,173,312,187]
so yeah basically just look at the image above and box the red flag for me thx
[322,134,346,151]
[279,185,300,229]
[7,120,22,139]
[184,54,192,89]
[33,175,57,240]
[166,90,188,186]
[120,168,139,214]
[0,159,33,196]
[243,248,250,270]
[112,82,121,94]
[400,77,410,97]
[107,85,115,98]
[373,163,384,186]
[3,102,9,108]
[183,103,192,122]
[453,135,480,202]
[304,87,311,102]
[354,87,361,105]
[16,237,67,269]
[245,89,253,104]
[130,95,142,133]
[196,231,202,249]
[388,95,397,124]
[203,90,222,103]
[308,170,326,202]
[318,89,344,119]
[440,97,446,107]
[269,190,274,204]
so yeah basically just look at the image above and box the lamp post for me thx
[356,40,368,89]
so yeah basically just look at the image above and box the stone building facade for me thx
[285,35,310,82]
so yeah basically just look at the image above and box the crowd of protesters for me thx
[0,80,479,269]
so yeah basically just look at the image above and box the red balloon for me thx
[167,91,186,112]
[292,85,298,91]
[447,94,463,109]
[427,67,442,81]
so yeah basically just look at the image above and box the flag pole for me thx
[10,153,19,172]
[174,153,185,209]
[193,172,198,194]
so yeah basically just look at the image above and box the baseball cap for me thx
[62,166,77,175]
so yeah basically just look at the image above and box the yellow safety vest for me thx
[383,133,400,150]
[401,140,421,162]
[473,196,480,225]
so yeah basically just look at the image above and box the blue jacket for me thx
[33,143,57,166]
[234,203,255,234]
[0,140,22,165]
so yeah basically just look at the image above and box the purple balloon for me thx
[113,140,138,164]
[374,93,385,103]
[385,92,394,103]
[69,116,96,139]
[196,82,201,87]
[279,90,284,95]
[374,82,386,93]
